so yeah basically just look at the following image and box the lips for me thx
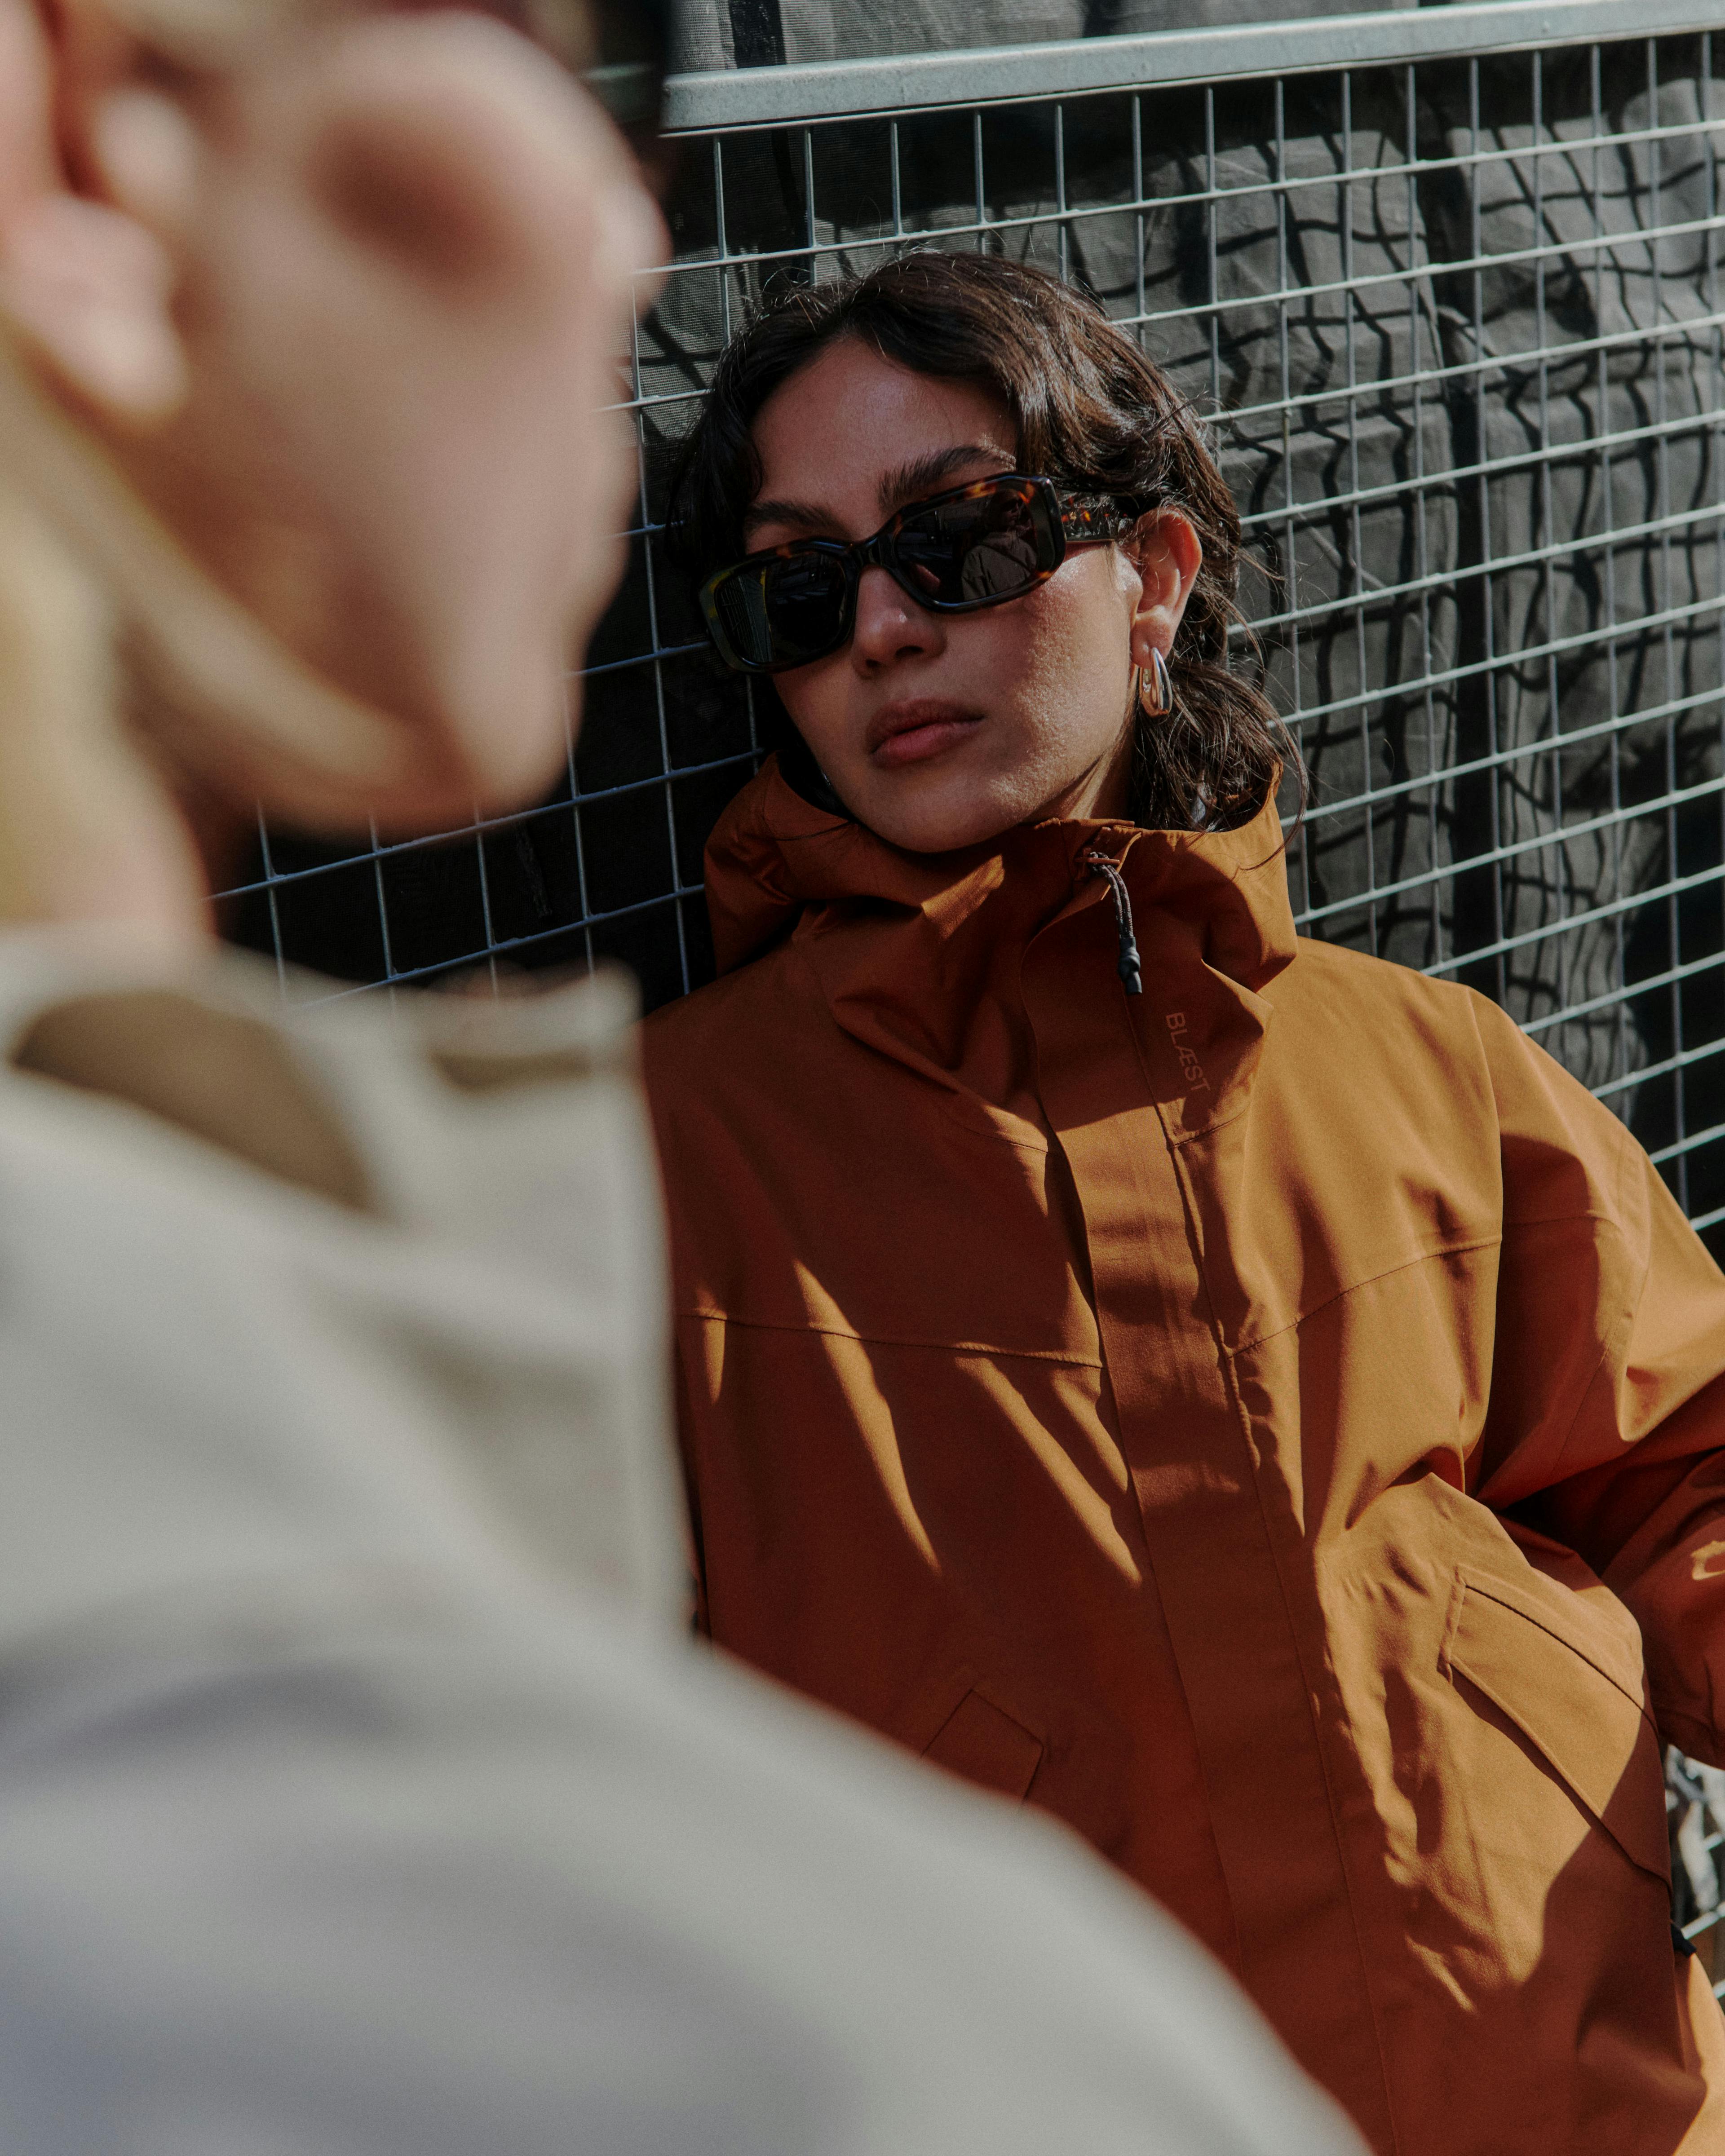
[865,699,984,769]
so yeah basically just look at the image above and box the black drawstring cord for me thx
[1084,851,1142,996]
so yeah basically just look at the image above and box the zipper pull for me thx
[1084,851,1143,997]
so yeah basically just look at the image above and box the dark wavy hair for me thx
[667,250,1301,833]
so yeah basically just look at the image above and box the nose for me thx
[850,565,944,671]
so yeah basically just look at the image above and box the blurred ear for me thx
[1125,508,1203,665]
[0,0,190,424]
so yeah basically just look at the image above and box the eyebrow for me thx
[877,445,1013,516]
[741,443,1014,545]
[741,495,833,543]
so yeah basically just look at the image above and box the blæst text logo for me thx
[1165,1010,1209,1093]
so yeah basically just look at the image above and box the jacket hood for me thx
[703,756,1298,999]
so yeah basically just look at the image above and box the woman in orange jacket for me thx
[642,250,1725,2154]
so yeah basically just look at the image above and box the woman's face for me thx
[746,336,1199,853]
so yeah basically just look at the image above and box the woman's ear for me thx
[0,1,192,427]
[1125,508,1203,668]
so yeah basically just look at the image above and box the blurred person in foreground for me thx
[0,0,1365,2149]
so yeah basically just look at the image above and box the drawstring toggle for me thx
[1084,851,1143,997]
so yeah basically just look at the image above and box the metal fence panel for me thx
[226,1,1725,1233]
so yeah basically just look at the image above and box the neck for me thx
[1033,717,1134,826]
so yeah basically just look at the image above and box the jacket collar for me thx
[704,757,1297,998]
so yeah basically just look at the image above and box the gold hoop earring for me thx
[1134,647,1174,720]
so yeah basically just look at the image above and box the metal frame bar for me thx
[663,0,1725,132]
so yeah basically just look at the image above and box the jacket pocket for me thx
[921,1686,1044,1804]
[1441,1564,1669,1883]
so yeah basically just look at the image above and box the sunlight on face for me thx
[748,337,1146,853]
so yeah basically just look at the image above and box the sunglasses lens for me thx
[703,482,1070,672]
[710,552,851,670]
[892,487,1048,606]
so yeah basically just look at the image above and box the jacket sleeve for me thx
[1467,990,1725,1764]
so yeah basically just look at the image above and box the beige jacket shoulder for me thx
[0,934,681,1634]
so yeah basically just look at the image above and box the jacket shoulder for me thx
[640,946,820,1114]
[1285,934,1487,1026]
[1275,937,1497,1095]
[1284,936,1651,1228]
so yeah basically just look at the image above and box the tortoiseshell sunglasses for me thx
[699,473,1141,675]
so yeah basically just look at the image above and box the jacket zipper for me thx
[1084,851,1143,996]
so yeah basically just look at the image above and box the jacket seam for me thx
[1156,1117,1403,2147]
[675,1308,1105,1369]
[1436,1568,1468,1677]
[1222,1233,1504,1359]
[1165,1097,1254,1147]
[1501,1205,1622,1232]
[1160,1118,1404,2149]
[1457,1570,1656,1725]
[1214,1341,1406,2152]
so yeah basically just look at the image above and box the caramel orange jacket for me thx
[643,761,1725,2156]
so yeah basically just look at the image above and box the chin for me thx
[862,795,1018,857]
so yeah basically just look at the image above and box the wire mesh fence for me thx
[226,0,1725,1258]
